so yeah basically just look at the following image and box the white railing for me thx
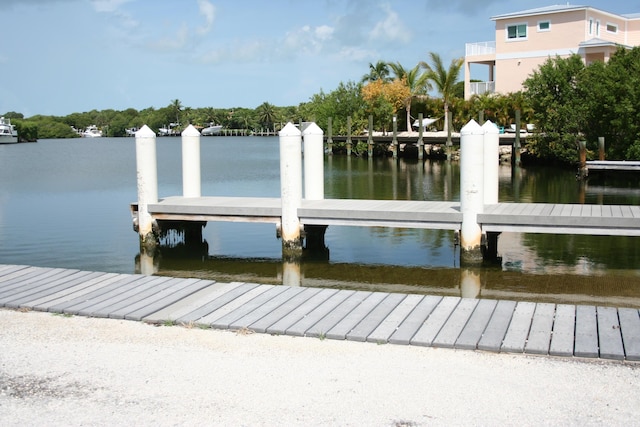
[465,41,496,56]
[470,81,495,96]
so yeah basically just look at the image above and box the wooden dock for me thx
[141,197,640,237]
[1,263,639,361]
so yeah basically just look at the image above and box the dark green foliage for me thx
[524,47,640,163]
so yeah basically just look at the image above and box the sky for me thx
[3,0,639,117]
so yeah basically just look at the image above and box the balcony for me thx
[465,41,496,57]
[470,81,495,96]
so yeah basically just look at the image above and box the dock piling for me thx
[303,122,324,200]
[279,122,303,258]
[134,125,159,251]
[460,119,484,264]
[181,124,201,198]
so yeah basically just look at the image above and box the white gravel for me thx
[1,308,638,426]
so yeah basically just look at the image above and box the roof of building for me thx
[491,4,640,21]
[579,38,626,48]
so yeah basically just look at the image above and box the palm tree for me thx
[256,102,277,131]
[170,99,183,125]
[420,52,464,132]
[389,62,431,131]
[361,60,391,83]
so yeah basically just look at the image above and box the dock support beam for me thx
[135,125,159,253]
[279,122,303,259]
[181,124,201,197]
[460,119,484,264]
[302,122,329,259]
[417,113,424,160]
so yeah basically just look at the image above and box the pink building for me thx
[464,4,640,99]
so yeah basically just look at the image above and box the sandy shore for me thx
[1,308,638,426]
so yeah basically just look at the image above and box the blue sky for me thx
[3,0,638,117]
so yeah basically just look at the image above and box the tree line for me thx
[5,47,640,164]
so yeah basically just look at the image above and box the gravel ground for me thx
[1,308,639,426]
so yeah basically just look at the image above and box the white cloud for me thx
[369,3,411,43]
[197,0,216,35]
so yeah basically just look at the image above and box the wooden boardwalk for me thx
[142,197,640,236]
[2,263,639,362]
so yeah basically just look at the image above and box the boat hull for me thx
[0,135,18,144]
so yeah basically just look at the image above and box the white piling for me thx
[135,125,158,243]
[303,122,324,200]
[181,124,201,198]
[482,120,500,205]
[460,119,484,260]
[279,122,303,254]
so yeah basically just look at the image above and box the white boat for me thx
[82,125,102,138]
[0,117,18,144]
[412,117,439,130]
[125,127,138,136]
[158,123,179,136]
[201,122,222,136]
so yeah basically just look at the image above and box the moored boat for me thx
[0,117,18,144]
[82,125,102,138]
[201,122,222,136]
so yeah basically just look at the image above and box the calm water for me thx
[1,136,639,307]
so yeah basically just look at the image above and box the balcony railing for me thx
[470,81,495,96]
[465,41,496,56]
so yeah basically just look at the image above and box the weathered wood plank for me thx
[455,299,498,350]
[176,282,261,323]
[501,301,535,353]
[285,290,356,337]
[142,281,239,323]
[410,296,460,347]
[524,303,556,355]
[3,270,94,308]
[389,295,442,345]
[549,304,576,357]
[346,293,407,342]
[0,267,70,298]
[597,306,625,360]
[266,288,339,336]
[104,277,198,319]
[77,276,177,318]
[210,286,289,329]
[50,274,151,314]
[228,287,306,330]
[300,291,370,338]
[325,292,388,340]
[618,308,640,361]
[86,276,178,318]
[249,288,323,333]
[124,279,217,321]
[25,272,117,310]
[477,300,517,351]
[197,285,277,325]
[575,305,599,358]
[432,298,479,348]
[367,294,424,344]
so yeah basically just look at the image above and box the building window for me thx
[538,21,551,32]
[596,20,600,37]
[507,23,527,40]
[606,23,618,33]
[588,18,593,35]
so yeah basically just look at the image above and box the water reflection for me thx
[147,252,640,308]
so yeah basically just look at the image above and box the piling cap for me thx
[135,125,156,138]
[279,122,301,137]
[182,124,200,137]
[460,119,484,135]
[481,120,499,134]
[302,122,323,136]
